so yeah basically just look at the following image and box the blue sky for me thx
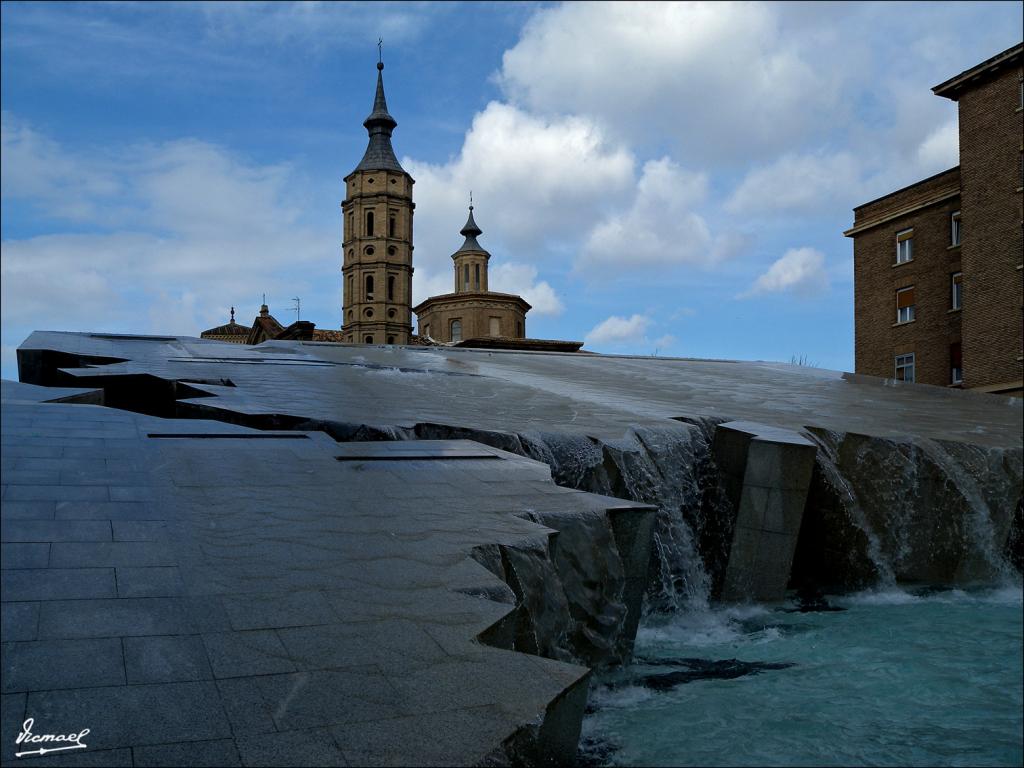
[2,1,1021,378]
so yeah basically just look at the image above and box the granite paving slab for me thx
[0,380,629,765]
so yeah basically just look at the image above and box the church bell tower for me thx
[341,55,414,345]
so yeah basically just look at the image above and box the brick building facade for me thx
[846,43,1023,396]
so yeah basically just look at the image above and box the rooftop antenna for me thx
[291,297,301,322]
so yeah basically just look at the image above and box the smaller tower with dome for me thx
[413,202,530,343]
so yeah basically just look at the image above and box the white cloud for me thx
[915,117,959,173]
[577,157,745,275]
[1,112,121,220]
[497,1,835,163]
[489,262,564,316]
[403,101,632,312]
[404,102,634,269]
[585,314,650,345]
[726,152,861,216]
[1,115,334,341]
[652,334,676,351]
[739,247,829,299]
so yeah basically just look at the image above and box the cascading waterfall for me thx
[519,423,725,613]
[800,426,1022,590]
[803,428,896,586]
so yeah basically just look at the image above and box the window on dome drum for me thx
[951,272,962,310]
[950,342,962,384]
[475,264,480,290]
[464,265,470,291]
[894,353,915,383]
[387,275,395,302]
[896,228,913,264]
[896,286,915,323]
[366,211,374,236]
[451,319,462,342]
[365,274,374,301]
[950,211,961,246]
[489,317,500,336]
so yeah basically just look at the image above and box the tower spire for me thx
[456,197,486,254]
[354,46,404,173]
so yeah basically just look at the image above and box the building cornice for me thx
[932,43,1023,101]
[413,291,532,314]
[844,189,960,237]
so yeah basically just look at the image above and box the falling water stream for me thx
[568,424,1023,767]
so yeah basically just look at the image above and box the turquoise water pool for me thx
[581,586,1023,767]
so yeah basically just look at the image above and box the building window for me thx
[364,335,374,344]
[951,272,962,310]
[895,353,915,383]
[423,324,430,338]
[950,342,962,384]
[474,264,481,290]
[387,336,395,345]
[896,228,913,264]
[516,320,522,337]
[387,275,395,302]
[348,213,353,237]
[347,275,353,300]
[896,286,915,323]
[389,213,396,238]
[365,274,374,300]
[366,211,374,236]
[463,265,470,291]
[450,319,462,342]
[950,211,960,246]
[489,317,500,336]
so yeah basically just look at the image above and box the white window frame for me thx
[895,353,915,383]
[950,211,961,246]
[896,228,914,264]
[951,272,962,310]
[896,287,915,324]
